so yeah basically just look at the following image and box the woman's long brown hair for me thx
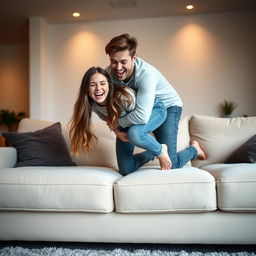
[69,67,133,154]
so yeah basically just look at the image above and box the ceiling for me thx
[1,0,256,45]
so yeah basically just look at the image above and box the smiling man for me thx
[105,33,206,173]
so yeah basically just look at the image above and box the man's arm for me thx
[119,72,157,128]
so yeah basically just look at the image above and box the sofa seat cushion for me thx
[202,163,256,212]
[0,166,122,213]
[114,166,216,213]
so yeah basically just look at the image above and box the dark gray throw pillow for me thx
[3,122,76,167]
[225,135,256,163]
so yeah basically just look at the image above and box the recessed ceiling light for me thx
[186,5,194,10]
[73,12,80,17]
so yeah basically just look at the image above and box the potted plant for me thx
[0,109,26,132]
[221,100,237,118]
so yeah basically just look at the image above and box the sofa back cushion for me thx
[189,115,256,168]
[71,122,118,168]
[18,118,118,169]
[18,117,190,169]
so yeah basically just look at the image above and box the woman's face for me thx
[88,72,110,106]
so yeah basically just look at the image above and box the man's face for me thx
[109,49,136,82]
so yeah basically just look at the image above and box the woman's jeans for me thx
[116,105,197,176]
[116,99,167,176]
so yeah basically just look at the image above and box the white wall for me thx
[29,10,256,122]
[29,17,49,120]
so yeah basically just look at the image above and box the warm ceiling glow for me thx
[72,12,80,17]
[186,5,194,10]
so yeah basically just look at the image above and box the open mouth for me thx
[95,92,103,96]
[116,70,126,78]
[94,92,104,99]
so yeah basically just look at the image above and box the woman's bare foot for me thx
[157,144,172,170]
[191,140,207,160]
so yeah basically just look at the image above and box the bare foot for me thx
[191,140,207,160]
[157,144,172,170]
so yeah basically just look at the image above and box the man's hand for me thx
[104,118,128,142]
[114,129,129,142]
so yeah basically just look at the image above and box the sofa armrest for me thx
[0,147,17,168]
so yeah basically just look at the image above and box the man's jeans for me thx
[116,99,167,176]
[153,106,197,169]
[116,104,197,176]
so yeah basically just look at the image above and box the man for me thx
[105,33,206,174]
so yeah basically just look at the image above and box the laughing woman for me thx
[69,66,171,175]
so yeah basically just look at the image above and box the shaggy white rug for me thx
[0,247,255,256]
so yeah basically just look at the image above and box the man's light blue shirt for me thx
[107,57,183,128]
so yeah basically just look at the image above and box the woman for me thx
[69,67,171,175]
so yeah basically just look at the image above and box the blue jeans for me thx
[116,99,167,176]
[153,106,197,169]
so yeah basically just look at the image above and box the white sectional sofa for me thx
[0,115,255,244]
